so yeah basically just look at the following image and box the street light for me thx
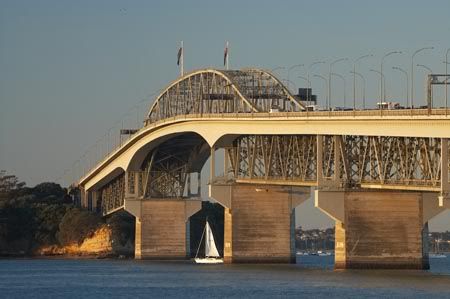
[350,71,366,109]
[313,74,328,109]
[287,64,304,92]
[298,75,311,107]
[445,48,450,114]
[381,51,402,102]
[392,66,409,108]
[329,58,348,110]
[370,69,385,109]
[270,66,286,76]
[417,64,433,74]
[411,47,434,109]
[282,79,297,91]
[417,64,433,109]
[353,54,373,111]
[307,61,326,106]
[331,73,346,108]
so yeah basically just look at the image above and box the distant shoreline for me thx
[0,253,130,260]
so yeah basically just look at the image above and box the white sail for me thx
[205,221,220,258]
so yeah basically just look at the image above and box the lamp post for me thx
[370,69,385,109]
[445,48,450,114]
[271,66,286,77]
[353,54,372,111]
[307,61,326,107]
[417,64,433,109]
[381,51,402,103]
[298,75,311,107]
[287,64,304,92]
[350,71,366,109]
[411,47,434,109]
[392,66,409,108]
[314,74,328,110]
[329,58,348,110]
[417,64,433,73]
[331,72,346,108]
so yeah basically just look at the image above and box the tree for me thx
[57,207,102,245]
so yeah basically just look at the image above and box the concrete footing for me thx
[126,199,201,260]
[211,184,309,263]
[316,190,441,270]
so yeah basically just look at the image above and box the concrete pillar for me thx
[316,190,448,269]
[125,198,201,260]
[79,186,87,208]
[211,184,309,263]
[223,207,233,263]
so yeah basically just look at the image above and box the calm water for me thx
[1,255,450,298]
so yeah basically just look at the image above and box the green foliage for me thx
[33,203,69,246]
[57,207,102,246]
[0,171,104,255]
[106,212,135,246]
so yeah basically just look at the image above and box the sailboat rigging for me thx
[194,220,223,264]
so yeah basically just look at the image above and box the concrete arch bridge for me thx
[77,68,450,269]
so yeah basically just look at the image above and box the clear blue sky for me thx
[1,0,450,229]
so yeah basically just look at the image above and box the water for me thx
[1,255,450,298]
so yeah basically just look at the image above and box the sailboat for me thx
[194,221,223,264]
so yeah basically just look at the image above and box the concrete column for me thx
[91,191,98,211]
[315,190,445,269]
[210,146,216,182]
[211,184,309,263]
[135,217,142,259]
[125,199,201,260]
[79,186,87,208]
[223,207,233,263]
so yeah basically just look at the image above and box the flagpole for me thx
[226,41,229,70]
[180,41,184,77]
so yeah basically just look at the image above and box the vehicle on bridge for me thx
[376,101,401,110]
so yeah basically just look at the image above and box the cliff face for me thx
[37,225,133,257]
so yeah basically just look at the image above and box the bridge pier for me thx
[125,198,201,260]
[210,184,309,263]
[316,190,447,269]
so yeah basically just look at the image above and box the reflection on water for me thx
[0,255,449,298]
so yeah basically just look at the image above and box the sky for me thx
[1,0,450,230]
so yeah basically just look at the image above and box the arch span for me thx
[146,68,304,123]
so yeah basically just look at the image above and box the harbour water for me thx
[1,255,450,298]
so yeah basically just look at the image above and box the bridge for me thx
[76,68,450,269]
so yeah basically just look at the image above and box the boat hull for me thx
[194,258,224,264]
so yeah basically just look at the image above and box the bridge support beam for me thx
[125,198,201,260]
[210,184,309,263]
[315,190,448,269]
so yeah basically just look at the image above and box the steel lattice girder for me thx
[100,172,125,215]
[225,135,450,190]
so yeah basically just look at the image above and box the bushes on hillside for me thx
[57,208,102,246]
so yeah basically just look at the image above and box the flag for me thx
[223,43,228,66]
[177,46,182,66]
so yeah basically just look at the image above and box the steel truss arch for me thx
[146,69,304,123]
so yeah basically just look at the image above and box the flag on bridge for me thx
[177,46,183,66]
[223,41,229,67]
